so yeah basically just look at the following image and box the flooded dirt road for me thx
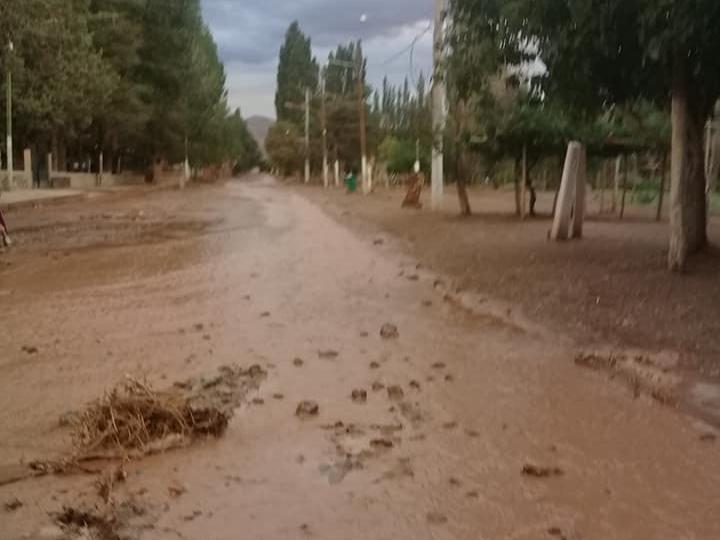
[1,175,719,539]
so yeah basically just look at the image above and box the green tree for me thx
[450,0,720,270]
[275,22,319,127]
[266,121,304,176]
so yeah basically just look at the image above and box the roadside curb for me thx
[1,193,90,212]
[0,180,182,212]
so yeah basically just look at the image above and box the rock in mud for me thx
[370,438,394,450]
[318,350,339,360]
[380,323,399,340]
[369,361,380,370]
[387,385,404,401]
[296,401,320,419]
[21,345,39,355]
[371,381,385,392]
[426,511,448,525]
[273,393,285,400]
[293,357,304,367]
[522,464,564,478]
[351,389,368,403]
[409,380,421,390]
[431,362,446,370]
[4,498,22,511]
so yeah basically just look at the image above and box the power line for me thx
[379,23,432,67]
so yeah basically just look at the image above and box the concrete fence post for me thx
[551,141,583,241]
[23,148,31,189]
[47,153,53,187]
[573,144,587,239]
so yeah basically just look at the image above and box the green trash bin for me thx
[344,172,357,193]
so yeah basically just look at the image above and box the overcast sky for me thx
[201,0,434,119]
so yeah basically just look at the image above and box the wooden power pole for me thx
[431,0,447,210]
[356,41,368,193]
[304,87,310,184]
[321,71,329,188]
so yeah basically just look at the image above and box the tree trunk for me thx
[513,157,521,216]
[456,147,472,216]
[669,64,708,271]
[656,152,668,222]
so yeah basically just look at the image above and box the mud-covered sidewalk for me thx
[1,176,718,540]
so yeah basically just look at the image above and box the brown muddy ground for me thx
[301,184,720,407]
[1,175,719,540]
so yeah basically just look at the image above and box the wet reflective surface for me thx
[1,176,719,539]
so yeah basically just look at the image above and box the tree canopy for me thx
[0,0,260,175]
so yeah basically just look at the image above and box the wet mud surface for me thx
[1,176,719,539]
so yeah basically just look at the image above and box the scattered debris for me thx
[442,421,458,430]
[444,374,455,382]
[369,361,380,370]
[260,311,271,318]
[168,482,187,498]
[431,362,446,370]
[371,381,385,392]
[465,490,479,499]
[296,401,319,419]
[387,385,404,401]
[449,477,461,487]
[273,393,285,401]
[409,380,421,390]
[21,345,39,355]
[465,429,480,438]
[351,389,368,403]
[380,323,399,340]
[406,274,420,281]
[4,498,22,511]
[574,351,679,405]
[252,398,265,405]
[522,464,564,478]
[373,238,385,245]
[318,350,339,360]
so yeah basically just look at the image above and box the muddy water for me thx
[1,176,718,539]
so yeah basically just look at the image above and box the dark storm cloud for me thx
[202,0,433,65]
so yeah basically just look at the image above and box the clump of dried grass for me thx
[73,365,266,457]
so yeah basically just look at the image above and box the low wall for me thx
[0,172,32,191]
[50,172,147,189]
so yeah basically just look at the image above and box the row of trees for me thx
[267,22,433,178]
[0,0,260,177]
[448,0,719,270]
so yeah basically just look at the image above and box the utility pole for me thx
[304,87,311,184]
[355,41,368,193]
[321,71,329,188]
[6,39,14,190]
[431,0,447,210]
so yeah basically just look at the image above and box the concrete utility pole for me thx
[321,71,329,188]
[304,87,311,184]
[431,0,447,210]
[355,41,368,193]
[6,39,14,190]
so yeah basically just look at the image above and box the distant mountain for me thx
[246,116,274,156]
